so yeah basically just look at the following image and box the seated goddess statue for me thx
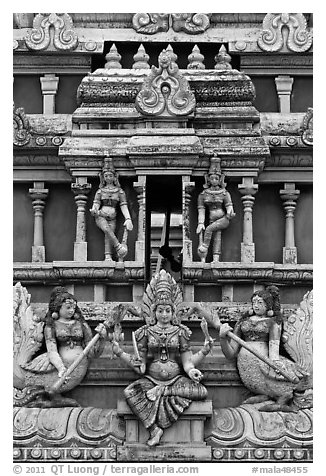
[111,270,212,446]
[13,285,107,407]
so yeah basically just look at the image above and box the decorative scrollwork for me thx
[258,13,313,53]
[13,105,31,147]
[171,13,211,34]
[135,47,196,117]
[25,13,78,51]
[132,13,169,34]
[302,108,313,146]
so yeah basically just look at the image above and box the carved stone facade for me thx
[13,12,312,464]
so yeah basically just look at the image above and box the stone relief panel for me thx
[25,13,78,51]
[132,13,211,34]
[135,46,196,116]
[258,13,312,53]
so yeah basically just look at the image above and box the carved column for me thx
[238,177,258,263]
[29,182,49,262]
[183,177,195,302]
[71,179,92,262]
[40,73,59,114]
[280,183,300,264]
[182,177,195,264]
[275,75,294,113]
[133,176,146,302]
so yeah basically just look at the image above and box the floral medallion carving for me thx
[135,47,196,116]
[132,13,210,34]
[25,13,78,51]
[13,105,31,147]
[302,108,313,146]
[132,14,169,34]
[258,13,312,53]
[171,13,211,34]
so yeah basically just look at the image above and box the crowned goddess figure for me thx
[196,156,235,262]
[90,157,133,261]
[111,270,212,446]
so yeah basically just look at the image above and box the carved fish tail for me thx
[14,387,47,407]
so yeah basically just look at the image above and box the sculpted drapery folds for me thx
[219,287,313,412]
[13,285,107,408]
[111,270,211,446]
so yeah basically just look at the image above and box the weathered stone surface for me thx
[13,407,124,462]
[206,403,312,462]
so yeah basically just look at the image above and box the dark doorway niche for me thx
[145,175,183,281]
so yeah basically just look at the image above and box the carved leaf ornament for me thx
[302,108,313,146]
[132,13,169,34]
[13,106,31,147]
[135,48,196,116]
[258,13,312,53]
[132,13,210,34]
[25,13,78,51]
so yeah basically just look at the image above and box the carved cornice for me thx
[135,47,196,117]
[25,13,78,52]
[183,263,312,284]
[257,13,313,53]
[132,13,210,35]
[13,106,31,147]
[13,114,72,150]
[265,153,313,168]
[13,262,145,284]
[302,108,313,146]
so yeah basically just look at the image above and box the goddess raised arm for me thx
[111,270,212,446]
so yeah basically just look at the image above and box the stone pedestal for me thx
[117,400,212,461]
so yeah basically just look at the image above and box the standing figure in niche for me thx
[13,285,107,407]
[196,156,235,262]
[90,157,133,261]
[111,270,211,446]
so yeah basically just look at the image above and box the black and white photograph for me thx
[12,6,314,473]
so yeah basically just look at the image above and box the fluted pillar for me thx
[40,73,59,114]
[29,182,49,262]
[133,176,146,263]
[71,179,91,262]
[238,177,258,263]
[280,183,300,264]
[182,177,195,264]
[182,177,195,302]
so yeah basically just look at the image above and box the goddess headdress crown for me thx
[142,270,183,325]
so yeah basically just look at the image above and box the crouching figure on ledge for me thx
[111,270,212,446]
[90,156,133,261]
[13,284,109,408]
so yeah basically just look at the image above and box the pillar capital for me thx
[40,73,59,94]
[71,181,92,197]
[275,75,294,113]
[238,177,258,197]
[280,182,300,203]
